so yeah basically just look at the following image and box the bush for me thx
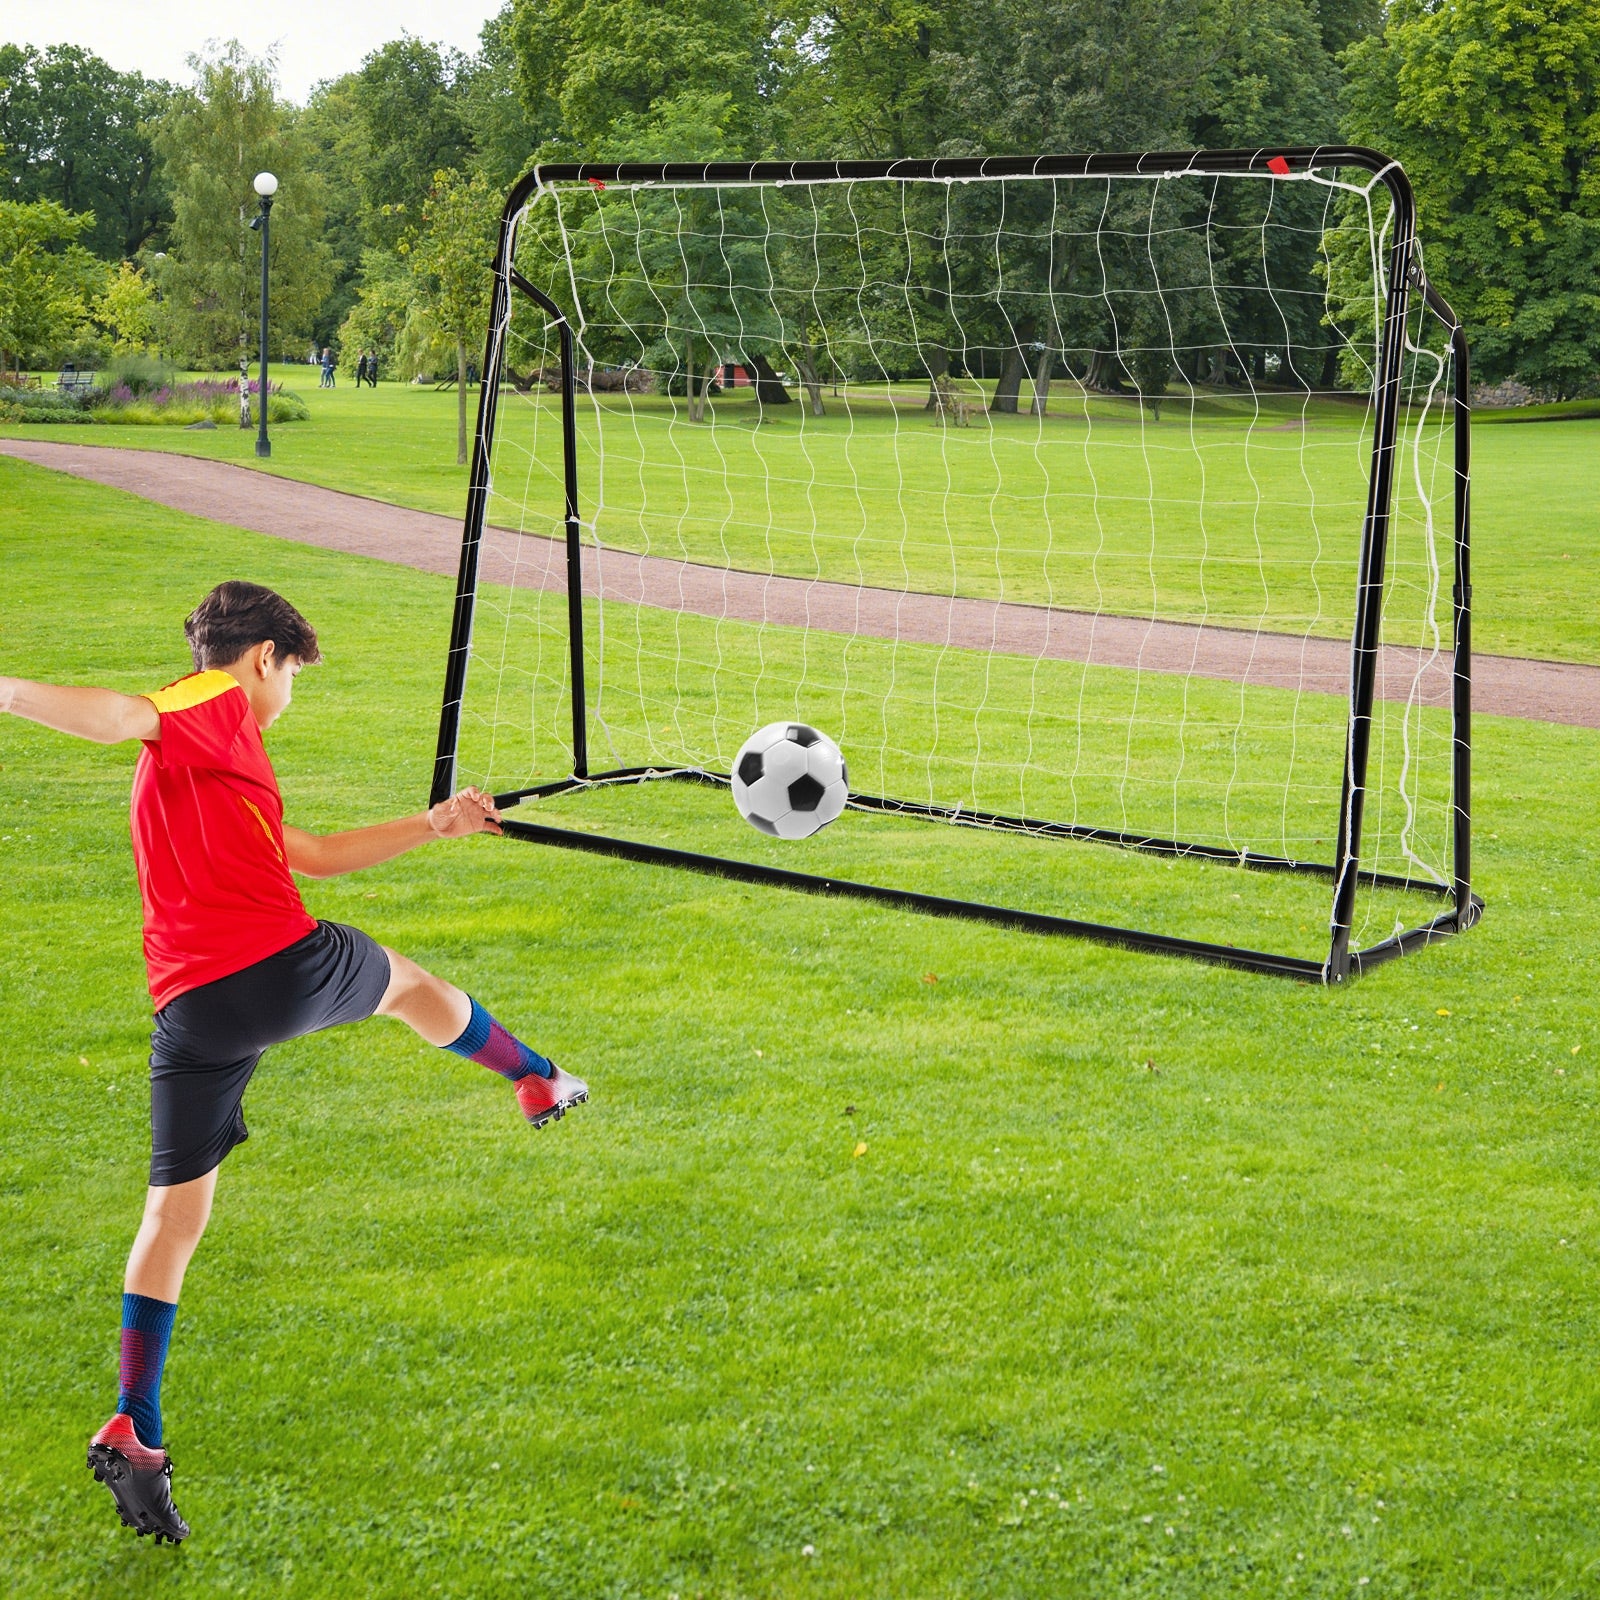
[0,386,94,424]
[99,352,180,397]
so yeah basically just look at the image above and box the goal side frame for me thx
[430,146,1480,983]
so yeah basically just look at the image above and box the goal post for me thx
[432,147,1479,982]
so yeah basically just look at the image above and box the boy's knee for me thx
[376,947,426,1013]
[142,1175,215,1243]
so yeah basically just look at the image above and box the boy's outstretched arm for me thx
[283,787,502,878]
[0,676,160,744]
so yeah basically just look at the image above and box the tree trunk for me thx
[990,346,1027,414]
[1030,346,1053,416]
[456,338,469,464]
[923,347,951,411]
[793,343,825,416]
[684,332,700,422]
[743,350,792,407]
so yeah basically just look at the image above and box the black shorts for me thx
[148,922,391,1186]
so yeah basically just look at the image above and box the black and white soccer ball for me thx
[730,722,849,839]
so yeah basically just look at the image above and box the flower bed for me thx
[87,378,309,425]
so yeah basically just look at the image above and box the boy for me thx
[0,581,586,1545]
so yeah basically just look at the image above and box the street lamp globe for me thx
[253,171,278,198]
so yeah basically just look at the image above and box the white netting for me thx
[452,160,1463,965]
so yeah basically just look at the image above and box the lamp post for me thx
[249,172,277,457]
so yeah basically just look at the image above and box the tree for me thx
[298,73,374,345]
[0,198,102,372]
[774,1,954,160]
[1344,0,1600,398]
[0,44,175,260]
[345,38,474,252]
[509,0,774,159]
[92,261,158,352]
[152,44,333,367]
[459,8,547,191]
[401,168,498,462]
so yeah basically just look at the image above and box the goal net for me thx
[433,149,1477,981]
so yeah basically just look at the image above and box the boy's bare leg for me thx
[375,947,472,1044]
[125,1170,217,1304]
[374,946,587,1126]
[87,1171,213,1544]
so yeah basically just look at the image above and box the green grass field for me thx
[2,442,1599,1596]
[3,365,1596,664]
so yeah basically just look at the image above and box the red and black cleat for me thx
[515,1063,589,1129]
[87,1414,189,1544]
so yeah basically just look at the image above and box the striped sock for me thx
[116,1292,177,1449]
[444,996,553,1080]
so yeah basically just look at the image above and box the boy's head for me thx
[186,583,320,730]
[185,582,320,673]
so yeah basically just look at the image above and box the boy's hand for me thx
[427,786,503,839]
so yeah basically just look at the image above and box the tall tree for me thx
[773,1,953,159]
[400,167,498,462]
[152,44,333,366]
[346,38,474,251]
[460,7,547,191]
[0,44,174,259]
[509,0,774,159]
[1344,0,1600,398]
[0,199,103,372]
[299,72,376,345]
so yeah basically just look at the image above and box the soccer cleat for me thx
[515,1063,588,1129]
[87,1413,189,1544]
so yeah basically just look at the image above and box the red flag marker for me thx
[1267,156,1291,176]
[588,177,607,191]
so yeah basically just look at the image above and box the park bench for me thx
[57,365,97,396]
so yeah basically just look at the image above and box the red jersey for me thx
[131,670,316,1010]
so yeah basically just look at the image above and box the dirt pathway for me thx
[4,437,1596,728]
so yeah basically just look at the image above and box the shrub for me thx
[0,386,94,424]
[100,352,179,397]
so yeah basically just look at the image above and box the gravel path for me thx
[5,437,1596,728]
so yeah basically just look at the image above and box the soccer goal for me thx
[431,148,1478,981]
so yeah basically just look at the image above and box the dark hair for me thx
[185,582,321,671]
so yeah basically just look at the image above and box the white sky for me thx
[0,0,506,103]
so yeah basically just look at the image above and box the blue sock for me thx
[116,1292,177,1448]
[443,996,553,1080]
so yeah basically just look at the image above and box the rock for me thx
[184,419,218,430]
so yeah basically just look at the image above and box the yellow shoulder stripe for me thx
[143,669,241,715]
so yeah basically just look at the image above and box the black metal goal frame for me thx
[430,146,1480,983]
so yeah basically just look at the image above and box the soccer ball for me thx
[731,722,849,839]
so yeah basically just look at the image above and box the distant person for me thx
[319,347,335,389]
[365,350,378,388]
[354,353,368,387]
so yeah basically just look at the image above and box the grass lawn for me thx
[3,366,1596,665]
[2,455,1600,1598]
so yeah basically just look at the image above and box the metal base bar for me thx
[491,769,1480,982]
[494,766,1452,899]
[498,816,1327,980]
